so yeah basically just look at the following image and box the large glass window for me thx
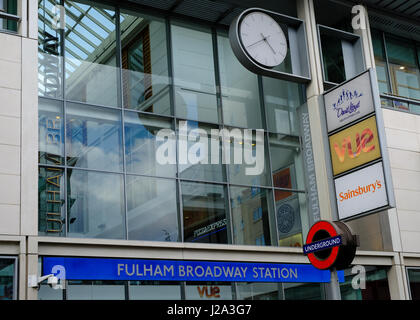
[371,31,391,95]
[172,23,218,123]
[320,33,346,84]
[181,181,228,244]
[37,2,310,245]
[129,281,182,300]
[67,280,125,300]
[185,282,233,300]
[126,176,178,242]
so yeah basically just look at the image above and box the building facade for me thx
[0,0,419,300]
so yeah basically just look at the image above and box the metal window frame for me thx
[0,255,18,300]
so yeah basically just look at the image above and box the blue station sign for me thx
[42,257,344,283]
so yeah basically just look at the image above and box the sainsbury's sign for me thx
[324,71,375,133]
[334,161,388,220]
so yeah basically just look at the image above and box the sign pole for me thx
[325,268,341,300]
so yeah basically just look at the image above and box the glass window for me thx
[340,266,390,300]
[407,268,420,300]
[38,98,64,166]
[126,175,178,242]
[38,0,63,99]
[263,78,304,135]
[320,33,346,84]
[66,103,123,172]
[227,128,270,187]
[236,282,282,300]
[0,0,17,32]
[172,23,218,123]
[217,32,263,129]
[178,120,225,183]
[67,280,125,300]
[124,112,176,177]
[120,10,170,115]
[385,36,420,101]
[371,31,390,95]
[181,181,228,244]
[129,281,181,299]
[185,282,233,300]
[39,167,65,236]
[230,186,273,246]
[67,169,125,239]
[0,257,17,300]
[64,1,119,107]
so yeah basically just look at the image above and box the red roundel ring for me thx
[305,220,339,270]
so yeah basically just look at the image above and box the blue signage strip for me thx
[303,235,342,255]
[42,257,344,283]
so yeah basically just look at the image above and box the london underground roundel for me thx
[303,220,358,270]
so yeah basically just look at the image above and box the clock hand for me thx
[246,37,266,48]
[265,38,276,55]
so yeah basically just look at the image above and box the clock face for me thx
[239,11,287,68]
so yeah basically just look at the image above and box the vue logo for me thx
[329,116,381,176]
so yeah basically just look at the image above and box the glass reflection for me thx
[124,112,175,177]
[217,33,263,129]
[67,169,125,239]
[66,103,123,172]
[121,10,170,115]
[38,98,64,166]
[38,0,63,98]
[263,78,303,135]
[236,282,282,300]
[172,24,218,123]
[181,182,228,244]
[127,175,178,241]
[178,120,225,182]
[64,0,119,107]
[185,282,233,300]
[320,33,345,84]
[39,167,65,236]
[230,186,273,246]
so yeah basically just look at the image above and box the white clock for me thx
[229,9,288,69]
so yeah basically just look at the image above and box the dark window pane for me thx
[66,103,123,172]
[124,112,175,177]
[178,120,225,183]
[39,98,64,166]
[64,1,119,107]
[230,186,273,246]
[127,175,178,242]
[181,181,228,244]
[121,10,170,115]
[0,258,16,300]
[172,23,218,123]
[320,33,345,84]
[67,169,125,239]
[284,283,324,300]
[38,167,65,236]
[236,282,282,300]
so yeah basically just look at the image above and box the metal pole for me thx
[325,268,341,300]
